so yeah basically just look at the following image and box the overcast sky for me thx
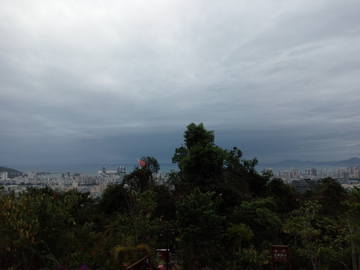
[1,0,360,166]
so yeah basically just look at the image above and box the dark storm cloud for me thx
[1,0,360,165]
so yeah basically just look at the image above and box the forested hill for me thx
[0,166,23,178]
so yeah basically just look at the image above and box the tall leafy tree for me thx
[226,223,254,253]
[179,143,225,189]
[172,123,259,195]
[108,190,158,246]
[283,200,343,270]
[266,178,300,214]
[340,189,360,270]
[0,187,81,269]
[172,123,219,190]
[124,156,160,193]
[141,156,160,174]
[313,177,348,216]
[183,122,215,149]
[230,197,281,248]
[176,188,225,270]
[98,183,128,215]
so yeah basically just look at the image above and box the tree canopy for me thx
[1,123,359,270]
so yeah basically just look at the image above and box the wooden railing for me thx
[123,255,151,270]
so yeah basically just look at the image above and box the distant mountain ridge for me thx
[273,157,360,166]
[275,159,316,165]
[0,166,23,179]
[0,166,22,173]
[318,157,360,165]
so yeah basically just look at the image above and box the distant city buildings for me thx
[272,166,360,182]
[0,165,170,198]
[3,164,360,196]
[292,179,316,193]
[266,165,360,192]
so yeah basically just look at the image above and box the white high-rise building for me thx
[1,172,8,180]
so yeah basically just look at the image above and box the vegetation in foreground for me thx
[1,123,360,270]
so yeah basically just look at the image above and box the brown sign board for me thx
[270,244,291,270]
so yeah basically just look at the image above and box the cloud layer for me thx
[1,0,360,165]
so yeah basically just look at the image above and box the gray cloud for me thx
[1,0,360,165]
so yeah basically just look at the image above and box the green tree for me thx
[98,183,128,215]
[314,177,348,216]
[266,178,300,214]
[283,200,343,270]
[172,123,259,195]
[0,187,81,269]
[141,156,160,174]
[172,123,221,191]
[231,197,281,247]
[152,185,177,221]
[179,143,225,190]
[183,122,215,149]
[222,147,264,197]
[340,188,360,270]
[176,188,225,270]
[109,189,158,246]
[240,244,271,270]
[124,167,153,194]
[226,223,254,253]
[124,156,160,193]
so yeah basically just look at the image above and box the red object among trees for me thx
[137,158,146,167]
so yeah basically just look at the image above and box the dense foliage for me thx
[1,123,359,270]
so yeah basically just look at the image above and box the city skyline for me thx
[1,0,360,165]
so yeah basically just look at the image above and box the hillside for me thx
[274,157,360,166]
[0,166,23,178]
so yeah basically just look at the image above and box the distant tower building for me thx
[117,166,126,174]
[72,178,79,188]
[102,166,106,174]
[1,172,8,180]
[343,172,350,184]
[61,172,70,178]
